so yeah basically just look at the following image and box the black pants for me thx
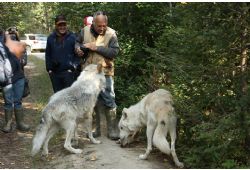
[49,71,75,93]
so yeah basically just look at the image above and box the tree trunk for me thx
[239,6,250,151]
[44,5,50,32]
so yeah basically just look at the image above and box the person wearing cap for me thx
[45,14,80,93]
[75,11,120,140]
[84,16,93,27]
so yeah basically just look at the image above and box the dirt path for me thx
[43,138,172,169]
[38,115,173,169]
[0,54,176,169]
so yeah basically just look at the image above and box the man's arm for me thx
[75,29,85,57]
[20,51,27,67]
[96,35,119,59]
[75,29,84,49]
[45,38,53,72]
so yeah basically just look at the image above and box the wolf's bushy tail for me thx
[31,116,50,156]
[153,121,171,155]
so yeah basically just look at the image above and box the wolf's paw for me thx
[73,149,83,154]
[41,149,49,157]
[139,154,147,160]
[90,138,101,144]
[176,162,184,168]
[93,140,101,144]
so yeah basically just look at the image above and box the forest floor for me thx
[0,54,178,169]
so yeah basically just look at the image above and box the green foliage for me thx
[148,2,250,168]
[181,114,249,168]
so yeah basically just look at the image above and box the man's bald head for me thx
[93,11,108,35]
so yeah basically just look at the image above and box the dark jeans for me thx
[49,71,75,93]
[99,76,117,109]
[2,78,25,110]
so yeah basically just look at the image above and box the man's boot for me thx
[105,107,120,140]
[2,109,13,133]
[14,108,30,132]
[92,101,103,138]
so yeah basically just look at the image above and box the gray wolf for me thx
[31,64,105,156]
[118,89,184,168]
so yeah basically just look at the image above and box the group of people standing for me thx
[46,11,120,140]
[1,11,120,140]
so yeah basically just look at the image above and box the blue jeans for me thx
[49,71,75,93]
[2,78,25,110]
[99,76,117,109]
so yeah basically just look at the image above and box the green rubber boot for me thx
[105,107,120,140]
[2,109,13,133]
[14,108,30,132]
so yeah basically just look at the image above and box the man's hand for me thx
[84,42,97,51]
[75,47,84,57]
[5,34,26,59]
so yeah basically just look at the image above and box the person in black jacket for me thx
[46,15,80,93]
[0,29,30,133]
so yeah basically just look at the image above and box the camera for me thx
[7,26,18,34]
[80,46,89,53]
[6,27,19,41]
[79,45,89,58]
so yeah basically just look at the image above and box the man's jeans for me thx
[99,76,117,109]
[3,78,25,110]
[49,71,75,93]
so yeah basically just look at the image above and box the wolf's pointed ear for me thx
[97,63,103,74]
[122,108,128,120]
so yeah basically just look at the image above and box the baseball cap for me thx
[55,15,67,25]
[84,16,93,26]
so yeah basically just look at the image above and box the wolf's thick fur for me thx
[31,64,105,156]
[118,89,184,168]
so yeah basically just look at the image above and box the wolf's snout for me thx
[119,138,128,148]
[116,139,121,144]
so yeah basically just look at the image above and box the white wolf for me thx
[31,64,105,156]
[118,89,184,168]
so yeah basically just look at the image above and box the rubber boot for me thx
[105,107,120,140]
[2,109,13,133]
[92,101,102,138]
[14,108,30,132]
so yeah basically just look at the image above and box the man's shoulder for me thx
[83,26,90,32]
[107,27,116,34]
[47,32,56,40]
[67,31,77,39]
[67,31,74,35]
[106,27,117,37]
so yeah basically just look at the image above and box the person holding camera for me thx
[46,14,80,93]
[7,26,28,70]
[0,29,30,133]
[7,26,30,98]
[75,11,120,140]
